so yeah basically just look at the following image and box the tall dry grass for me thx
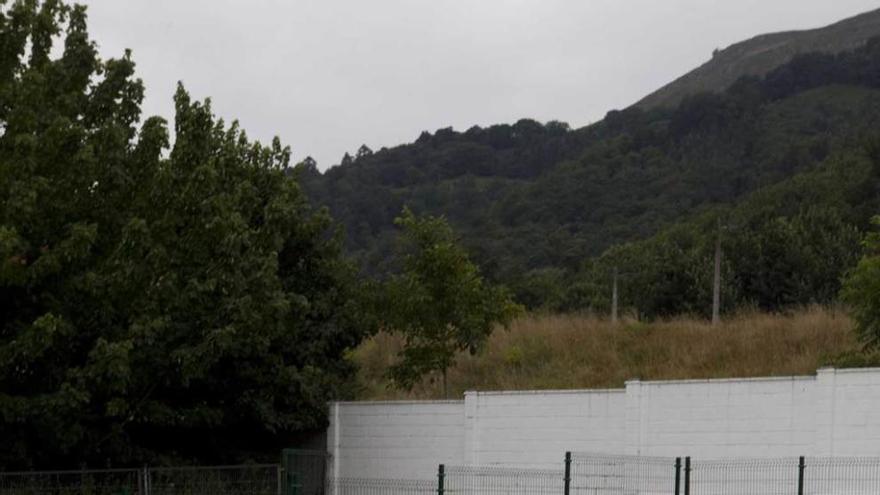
[351,306,859,400]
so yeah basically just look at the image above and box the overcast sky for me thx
[79,0,880,170]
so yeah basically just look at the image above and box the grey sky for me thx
[80,0,880,170]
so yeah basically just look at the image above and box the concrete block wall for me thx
[625,377,815,458]
[327,367,880,481]
[327,400,465,480]
[814,367,880,455]
[465,389,625,468]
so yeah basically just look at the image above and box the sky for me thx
[79,0,880,170]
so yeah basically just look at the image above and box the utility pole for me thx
[712,221,722,326]
[611,266,619,324]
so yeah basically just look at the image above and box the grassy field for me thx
[352,306,863,400]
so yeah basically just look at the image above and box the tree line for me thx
[0,0,519,468]
[301,38,880,315]
[5,0,880,471]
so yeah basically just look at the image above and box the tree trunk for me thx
[442,367,448,400]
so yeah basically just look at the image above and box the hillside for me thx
[353,307,865,400]
[300,34,880,313]
[636,7,880,109]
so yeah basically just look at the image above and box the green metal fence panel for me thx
[688,457,798,495]
[146,464,279,495]
[328,477,435,495]
[0,468,142,495]
[803,456,880,494]
[569,453,678,495]
[443,465,564,494]
[281,449,327,495]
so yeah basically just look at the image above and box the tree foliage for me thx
[302,38,880,315]
[842,217,880,349]
[0,1,369,468]
[382,208,522,397]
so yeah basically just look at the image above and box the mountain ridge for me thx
[299,13,880,313]
[636,7,880,109]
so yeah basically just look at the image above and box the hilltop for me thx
[300,29,880,314]
[636,7,880,108]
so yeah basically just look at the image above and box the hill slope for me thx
[636,7,880,109]
[353,308,860,400]
[299,22,880,313]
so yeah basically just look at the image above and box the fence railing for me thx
[147,464,280,495]
[443,464,564,494]
[328,477,435,495]
[0,468,141,495]
[689,457,798,495]
[0,465,279,495]
[5,453,880,495]
[804,456,880,495]
[569,453,679,494]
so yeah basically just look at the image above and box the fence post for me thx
[798,456,805,495]
[141,466,150,495]
[437,464,445,495]
[684,457,691,495]
[276,464,283,495]
[564,452,572,495]
[674,457,681,495]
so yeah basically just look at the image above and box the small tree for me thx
[842,216,880,348]
[383,208,522,398]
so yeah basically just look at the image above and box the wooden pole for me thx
[611,266,619,324]
[712,225,722,326]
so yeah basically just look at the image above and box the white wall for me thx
[625,377,815,458]
[465,389,625,468]
[327,367,880,481]
[815,368,880,456]
[328,400,464,480]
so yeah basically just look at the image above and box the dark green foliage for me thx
[303,39,880,315]
[0,1,370,468]
[569,148,875,318]
[842,217,880,349]
[381,208,522,397]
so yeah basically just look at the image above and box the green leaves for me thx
[382,208,522,395]
[0,0,371,468]
[842,217,880,349]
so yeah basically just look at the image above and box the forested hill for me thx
[637,7,880,109]
[299,37,880,312]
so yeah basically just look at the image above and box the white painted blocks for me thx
[327,367,880,481]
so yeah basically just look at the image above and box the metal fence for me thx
[689,457,798,495]
[443,464,564,494]
[0,465,278,495]
[686,456,880,495]
[282,449,327,495]
[805,457,880,495]
[0,468,141,495]
[5,454,880,495]
[328,477,435,495]
[148,464,280,495]
[569,453,679,495]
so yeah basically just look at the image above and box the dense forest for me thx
[300,39,880,316]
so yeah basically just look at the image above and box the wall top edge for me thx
[330,368,880,407]
[464,388,626,397]
[627,375,818,386]
[330,399,465,406]
[818,366,880,374]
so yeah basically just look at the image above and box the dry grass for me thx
[351,306,860,400]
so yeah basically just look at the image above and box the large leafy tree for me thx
[842,217,880,349]
[0,1,369,468]
[382,208,522,398]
